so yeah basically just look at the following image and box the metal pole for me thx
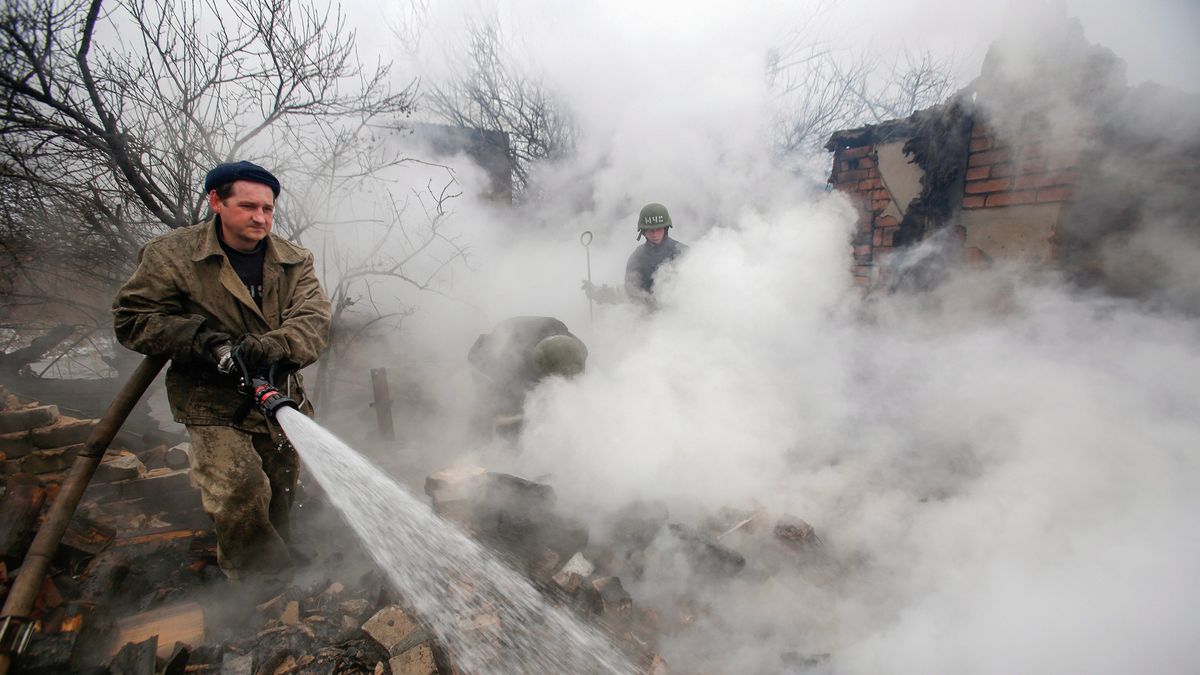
[370,368,395,441]
[580,230,594,323]
[0,355,166,675]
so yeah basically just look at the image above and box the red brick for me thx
[968,149,1011,167]
[873,246,895,256]
[0,431,33,458]
[32,418,96,449]
[965,166,990,181]
[875,214,899,227]
[840,161,850,171]
[869,189,890,201]
[873,228,883,246]
[963,195,986,209]
[880,227,898,247]
[985,190,1038,207]
[836,169,871,183]
[971,123,990,138]
[1036,186,1073,202]
[0,406,60,434]
[1013,171,1075,191]
[964,178,1012,194]
[857,178,882,191]
[841,145,871,159]
[858,157,876,169]
[968,137,992,152]
[869,199,890,212]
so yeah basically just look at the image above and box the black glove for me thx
[231,334,287,373]
[192,326,231,366]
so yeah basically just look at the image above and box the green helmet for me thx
[533,335,588,378]
[637,203,672,232]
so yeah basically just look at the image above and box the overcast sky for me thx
[317,2,1200,673]
[350,0,1198,94]
[826,0,1198,90]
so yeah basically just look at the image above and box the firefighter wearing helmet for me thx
[582,202,688,306]
[468,317,588,437]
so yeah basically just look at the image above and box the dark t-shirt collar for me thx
[214,216,265,256]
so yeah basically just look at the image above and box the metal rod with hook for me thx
[580,230,594,323]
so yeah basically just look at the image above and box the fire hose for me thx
[0,348,298,673]
[0,355,166,675]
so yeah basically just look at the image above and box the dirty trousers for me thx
[185,424,298,581]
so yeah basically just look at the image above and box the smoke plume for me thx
[316,1,1200,672]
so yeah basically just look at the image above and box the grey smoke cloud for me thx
[316,1,1200,672]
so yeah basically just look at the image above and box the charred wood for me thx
[109,634,158,675]
[0,472,47,566]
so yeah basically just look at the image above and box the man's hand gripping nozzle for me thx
[216,342,298,423]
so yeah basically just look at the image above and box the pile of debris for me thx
[423,465,833,672]
[2,382,830,673]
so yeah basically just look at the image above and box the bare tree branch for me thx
[769,25,957,154]
[422,17,576,200]
[0,0,423,323]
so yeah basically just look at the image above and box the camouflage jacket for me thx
[112,219,331,431]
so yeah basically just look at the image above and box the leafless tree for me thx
[769,32,956,154]
[423,17,577,200]
[0,0,418,323]
[310,176,470,407]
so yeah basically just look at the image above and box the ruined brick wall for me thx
[826,141,903,288]
[961,122,1078,209]
[827,116,1089,282]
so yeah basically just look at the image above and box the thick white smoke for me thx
[321,1,1200,672]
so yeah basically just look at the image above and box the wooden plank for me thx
[60,513,117,556]
[79,549,132,605]
[109,601,205,659]
[113,528,207,548]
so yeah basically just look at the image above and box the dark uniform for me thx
[625,235,688,303]
[584,202,688,307]
[468,317,586,434]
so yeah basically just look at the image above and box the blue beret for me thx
[203,160,281,197]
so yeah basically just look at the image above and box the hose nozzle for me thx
[250,377,298,420]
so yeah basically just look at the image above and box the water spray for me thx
[270,404,637,672]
